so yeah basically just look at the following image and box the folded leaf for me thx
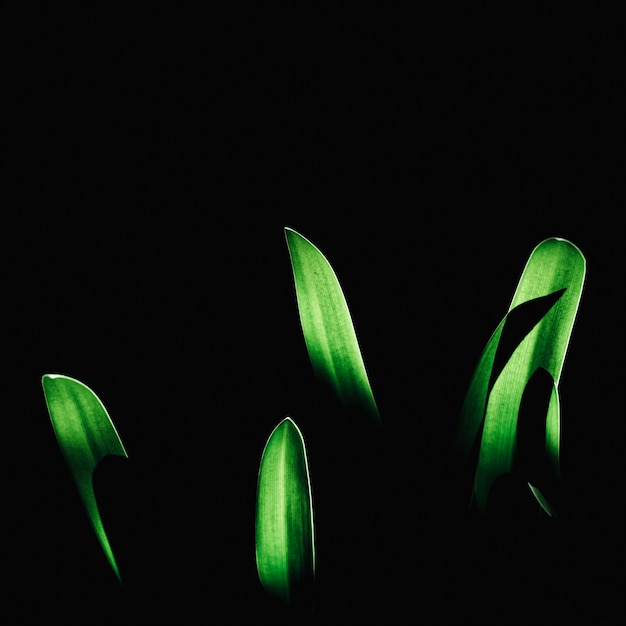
[255,416,315,608]
[455,238,586,514]
[42,373,128,581]
[285,227,381,425]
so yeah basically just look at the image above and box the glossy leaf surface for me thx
[255,417,315,607]
[285,227,381,425]
[42,373,128,581]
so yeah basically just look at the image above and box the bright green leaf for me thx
[455,238,586,515]
[255,416,315,608]
[42,373,128,581]
[285,227,381,425]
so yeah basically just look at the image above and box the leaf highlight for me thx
[255,416,315,608]
[455,238,586,515]
[42,373,128,581]
[285,227,381,425]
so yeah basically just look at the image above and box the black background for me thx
[5,6,623,624]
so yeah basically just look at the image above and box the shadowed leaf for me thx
[42,373,128,581]
[285,227,381,425]
[455,238,586,514]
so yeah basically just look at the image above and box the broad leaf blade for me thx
[255,416,315,608]
[455,238,585,514]
[42,373,128,581]
[285,227,381,425]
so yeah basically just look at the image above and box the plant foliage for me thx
[285,227,381,425]
[42,373,128,581]
[454,238,586,515]
[255,416,315,609]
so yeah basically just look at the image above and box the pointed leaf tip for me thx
[42,373,128,582]
[256,416,315,608]
[285,228,382,425]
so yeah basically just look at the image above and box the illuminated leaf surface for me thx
[455,238,586,514]
[42,373,128,581]
[285,227,381,425]
[255,417,315,607]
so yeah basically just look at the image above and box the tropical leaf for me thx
[455,238,586,515]
[285,227,381,425]
[42,373,128,581]
[255,416,315,609]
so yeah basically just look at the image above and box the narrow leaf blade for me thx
[255,416,315,608]
[285,227,381,425]
[42,373,128,581]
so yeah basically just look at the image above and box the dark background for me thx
[5,6,623,624]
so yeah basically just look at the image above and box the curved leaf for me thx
[255,416,315,608]
[42,373,128,581]
[455,238,586,514]
[285,227,381,425]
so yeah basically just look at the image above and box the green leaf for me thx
[455,238,586,514]
[285,227,382,425]
[255,417,315,608]
[42,373,128,581]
